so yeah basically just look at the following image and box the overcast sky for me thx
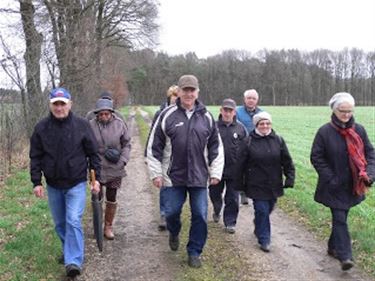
[156,0,375,58]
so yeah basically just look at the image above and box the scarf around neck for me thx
[330,114,369,196]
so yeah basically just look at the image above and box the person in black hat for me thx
[209,98,248,234]
[30,87,101,278]
[89,98,131,240]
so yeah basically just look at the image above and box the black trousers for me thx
[329,208,352,261]
[209,179,239,227]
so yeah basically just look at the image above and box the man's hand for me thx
[152,177,163,188]
[91,180,100,194]
[33,185,44,198]
[210,178,220,186]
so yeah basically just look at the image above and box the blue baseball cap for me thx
[49,88,71,104]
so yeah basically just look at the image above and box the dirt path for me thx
[80,110,374,281]
[81,112,178,281]
[225,204,374,281]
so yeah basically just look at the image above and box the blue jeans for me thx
[329,208,352,261]
[47,182,87,267]
[209,179,239,227]
[159,186,167,217]
[253,199,276,246]
[164,186,208,257]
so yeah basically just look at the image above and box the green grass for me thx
[0,171,62,281]
[144,105,375,277]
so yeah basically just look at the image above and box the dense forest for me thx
[126,48,375,107]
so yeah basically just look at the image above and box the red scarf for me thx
[331,122,369,196]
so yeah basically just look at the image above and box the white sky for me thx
[156,0,375,58]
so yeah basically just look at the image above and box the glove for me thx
[283,178,294,189]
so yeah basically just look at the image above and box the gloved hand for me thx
[283,178,294,189]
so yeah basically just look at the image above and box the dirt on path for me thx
[80,110,374,281]
[81,113,178,281]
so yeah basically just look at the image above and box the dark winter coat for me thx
[217,115,248,180]
[30,112,101,189]
[241,130,295,200]
[310,116,375,210]
[147,98,224,187]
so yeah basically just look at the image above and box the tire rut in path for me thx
[81,116,177,281]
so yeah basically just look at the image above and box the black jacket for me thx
[310,116,375,209]
[30,112,101,189]
[217,115,247,180]
[241,130,295,200]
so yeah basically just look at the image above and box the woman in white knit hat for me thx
[240,111,295,252]
[310,92,375,271]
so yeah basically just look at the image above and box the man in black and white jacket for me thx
[147,74,224,268]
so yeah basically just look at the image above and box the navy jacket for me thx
[310,117,375,209]
[147,98,224,187]
[30,112,101,189]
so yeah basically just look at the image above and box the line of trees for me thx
[0,0,158,180]
[126,48,375,107]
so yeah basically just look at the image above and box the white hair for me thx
[243,89,259,99]
[329,92,355,110]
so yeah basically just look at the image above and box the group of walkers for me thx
[29,74,374,278]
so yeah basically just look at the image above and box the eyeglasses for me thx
[258,121,271,126]
[337,109,353,114]
[98,112,111,117]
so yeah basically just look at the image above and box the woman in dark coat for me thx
[241,111,295,252]
[310,92,375,271]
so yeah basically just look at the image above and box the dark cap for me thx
[178,75,199,89]
[221,98,236,109]
[94,98,114,113]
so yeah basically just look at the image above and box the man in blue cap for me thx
[30,87,101,278]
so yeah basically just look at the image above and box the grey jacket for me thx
[89,115,131,183]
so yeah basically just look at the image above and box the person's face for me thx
[244,93,258,110]
[334,102,354,123]
[220,107,236,123]
[49,100,72,119]
[256,119,272,135]
[178,87,198,110]
[170,92,178,105]
[97,110,112,123]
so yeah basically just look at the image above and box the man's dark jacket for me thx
[217,115,247,180]
[30,112,101,189]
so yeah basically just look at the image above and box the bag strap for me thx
[96,121,107,147]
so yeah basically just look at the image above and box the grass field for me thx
[144,105,375,275]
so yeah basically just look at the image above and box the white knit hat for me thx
[253,111,272,126]
[328,92,355,110]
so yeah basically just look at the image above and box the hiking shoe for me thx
[169,234,179,251]
[260,243,270,253]
[341,259,354,271]
[212,213,220,223]
[225,225,236,234]
[65,264,81,277]
[188,255,202,268]
[158,216,167,231]
[327,248,338,259]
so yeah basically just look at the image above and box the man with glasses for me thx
[209,98,248,234]
[236,89,262,205]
